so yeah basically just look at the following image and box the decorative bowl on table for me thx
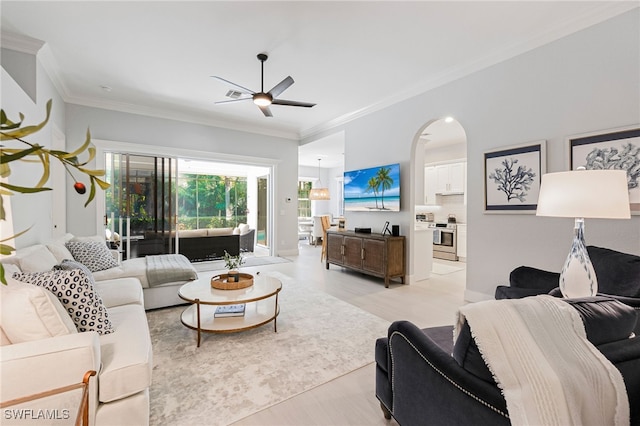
[211,273,254,290]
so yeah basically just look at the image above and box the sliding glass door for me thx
[105,153,176,259]
[105,152,272,260]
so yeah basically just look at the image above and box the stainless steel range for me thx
[427,222,458,261]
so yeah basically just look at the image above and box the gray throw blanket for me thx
[146,254,198,287]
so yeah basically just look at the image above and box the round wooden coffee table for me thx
[178,275,282,347]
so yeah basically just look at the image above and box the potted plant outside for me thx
[223,251,245,282]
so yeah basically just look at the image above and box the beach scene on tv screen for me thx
[344,163,400,211]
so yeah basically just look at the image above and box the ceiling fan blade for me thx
[268,76,294,99]
[259,105,273,117]
[210,76,255,95]
[271,99,316,108]
[214,98,252,105]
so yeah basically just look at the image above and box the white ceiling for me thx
[2,1,635,169]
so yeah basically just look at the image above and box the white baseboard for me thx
[464,289,494,303]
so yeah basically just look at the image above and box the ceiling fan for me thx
[212,53,316,117]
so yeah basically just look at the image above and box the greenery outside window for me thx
[298,180,312,218]
[178,173,247,230]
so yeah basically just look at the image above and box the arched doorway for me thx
[410,117,467,283]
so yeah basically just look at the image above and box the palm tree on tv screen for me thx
[376,167,393,210]
[366,177,380,209]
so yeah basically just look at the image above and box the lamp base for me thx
[559,218,597,298]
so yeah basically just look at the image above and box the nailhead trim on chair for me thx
[389,330,509,419]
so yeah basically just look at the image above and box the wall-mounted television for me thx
[343,163,400,212]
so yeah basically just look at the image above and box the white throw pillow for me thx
[46,242,74,263]
[238,224,250,235]
[65,241,118,272]
[13,269,114,335]
[17,245,59,273]
[0,275,77,343]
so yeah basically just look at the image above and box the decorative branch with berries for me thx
[0,99,110,283]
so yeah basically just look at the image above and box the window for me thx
[298,180,313,218]
[177,173,247,230]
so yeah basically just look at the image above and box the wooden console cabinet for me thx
[325,230,405,288]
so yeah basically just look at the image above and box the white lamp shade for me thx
[309,187,330,200]
[536,170,630,219]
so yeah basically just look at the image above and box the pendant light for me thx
[309,158,330,200]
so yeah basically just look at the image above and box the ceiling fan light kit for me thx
[212,53,316,117]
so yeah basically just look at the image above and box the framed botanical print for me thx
[569,125,640,214]
[484,141,546,213]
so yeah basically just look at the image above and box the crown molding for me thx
[64,93,301,141]
[0,31,44,54]
[300,2,639,140]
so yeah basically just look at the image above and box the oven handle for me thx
[433,229,442,245]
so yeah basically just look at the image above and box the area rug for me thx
[192,256,291,272]
[147,271,390,425]
[432,262,465,275]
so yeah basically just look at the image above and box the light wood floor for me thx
[232,241,467,426]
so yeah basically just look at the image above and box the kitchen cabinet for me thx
[435,162,465,194]
[456,224,467,260]
[424,166,437,204]
[326,230,405,288]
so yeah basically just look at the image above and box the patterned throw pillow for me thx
[13,269,114,335]
[65,241,118,272]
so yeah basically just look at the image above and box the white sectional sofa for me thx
[1,251,152,425]
[1,233,197,310]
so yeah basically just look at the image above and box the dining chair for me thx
[320,215,331,261]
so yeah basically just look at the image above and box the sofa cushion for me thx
[46,233,75,262]
[563,297,637,345]
[588,246,640,297]
[238,223,250,235]
[207,227,234,236]
[13,269,114,335]
[1,275,77,343]
[46,243,74,264]
[98,304,152,403]
[18,245,59,273]
[93,257,149,288]
[66,241,118,272]
[179,229,208,238]
[94,278,144,308]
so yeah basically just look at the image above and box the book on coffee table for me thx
[214,304,246,318]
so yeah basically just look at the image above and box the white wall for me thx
[303,9,640,299]
[1,53,66,249]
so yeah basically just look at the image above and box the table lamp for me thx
[536,168,630,298]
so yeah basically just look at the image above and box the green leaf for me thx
[84,179,96,207]
[0,162,10,178]
[0,264,5,285]
[0,99,51,141]
[61,128,91,159]
[34,151,51,188]
[0,182,52,194]
[0,244,14,255]
[77,167,106,177]
[0,194,4,221]
[0,145,42,164]
[0,226,32,243]
[93,177,111,190]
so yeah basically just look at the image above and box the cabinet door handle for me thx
[361,248,365,260]
[341,245,344,255]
